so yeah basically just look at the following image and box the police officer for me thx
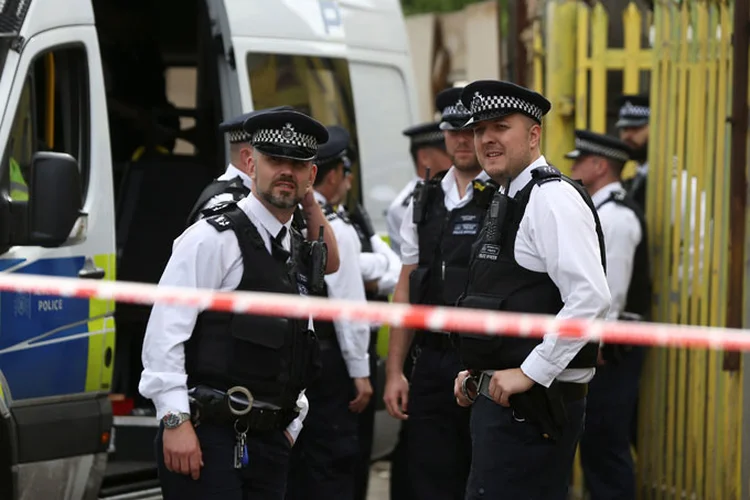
[451,80,611,500]
[386,121,453,257]
[186,106,294,224]
[285,125,373,500]
[333,139,402,500]
[566,129,652,499]
[383,86,490,500]
[615,94,650,212]
[139,108,340,499]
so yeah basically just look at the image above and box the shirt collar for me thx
[591,181,624,206]
[313,190,329,206]
[440,166,491,196]
[245,193,292,243]
[226,163,253,190]
[503,155,549,197]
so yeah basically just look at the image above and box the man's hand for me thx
[383,372,409,420]
[162,422,203,480]
[488,368,535,407]
[349,377,373,413]
[454,370,475,407]
[300,187,316,210]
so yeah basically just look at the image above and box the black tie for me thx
[271,227,290,264]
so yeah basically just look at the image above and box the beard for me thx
[452,153,480,172]
[259,176,302,209]
[630,140,649,163]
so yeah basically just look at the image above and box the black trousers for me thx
[156,422,292,500]
[407,346,472,500]
[285,340,359,500]
[465,393,586,500]
[580,347,645,499]
[353,328,378,500]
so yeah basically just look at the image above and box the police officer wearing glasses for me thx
[139,108,340,499]
[384,86,491,500]
[452,80,611,499]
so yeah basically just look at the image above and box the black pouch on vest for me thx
[408,267,431,304]
[229,314,288,380]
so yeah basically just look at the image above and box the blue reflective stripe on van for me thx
[0,256,90,399]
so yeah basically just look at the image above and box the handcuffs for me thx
[461,374,478,403]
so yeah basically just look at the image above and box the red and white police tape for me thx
[0,272,746,351]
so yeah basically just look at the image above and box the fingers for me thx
[384,390,408,420]
[189,452,202,480]
[349,393,366,413]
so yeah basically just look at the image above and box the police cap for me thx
[615,94,650,129]
[402,121,445,149]
[243,109,329,162]
[316,125,353,174]
[565,129,632,164]
[218,106,293,144]
[436,86,471,130]
[460,80,551,126]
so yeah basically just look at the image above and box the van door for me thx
[0,24,115,499]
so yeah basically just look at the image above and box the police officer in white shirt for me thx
[386,122,453,256]
[285,125,373,500]
[139,109,340,500]
[186,106,294,224]
[452,80,611,499]
[384,86,491,500]
[566,129,652,499]
[615,94,650,212]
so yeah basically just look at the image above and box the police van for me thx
[0,0,418,498]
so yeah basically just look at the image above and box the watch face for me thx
[164,413,180,428]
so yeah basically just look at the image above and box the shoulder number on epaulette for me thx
[205,213,234,232]
[531,165,562,185]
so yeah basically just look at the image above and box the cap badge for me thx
[282,123,295,140]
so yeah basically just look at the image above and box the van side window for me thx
[2,46,90,201]
[245,53,361,204]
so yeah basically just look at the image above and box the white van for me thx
[0,0,418,498]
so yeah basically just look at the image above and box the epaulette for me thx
[320,202,339,222]
[531,165,562,185]
[205,211,234,232]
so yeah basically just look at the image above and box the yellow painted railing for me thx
[534,0,743,497]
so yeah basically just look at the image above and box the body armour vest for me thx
[186,176,250,226]
[596,190,652,319]
[410,171,494,310]
[457,166,606,371]
[184,204,320,409]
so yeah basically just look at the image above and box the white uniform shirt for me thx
[199,163,253,215]
[386,177,419,257]
[314,191,371,378]
[399,166,491,266]
[491,156,611,387]
[359,235,402,296]
[139,194,309,440]
[591,182,642,319]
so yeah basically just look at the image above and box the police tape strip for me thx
[0,272,746,351]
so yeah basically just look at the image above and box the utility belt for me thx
[188,385,299,432]
[417,330,457,352]
[467,371,588,442]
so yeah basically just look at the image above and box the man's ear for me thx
[309,163,318,188]
[240,146,253,170]
[528,123,542,150]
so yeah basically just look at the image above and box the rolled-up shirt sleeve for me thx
[398,201,420,266]
[324,219,371,378]
[518,183,612,387]
[138,223,238,420]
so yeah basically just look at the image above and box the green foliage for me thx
[400,0,489,15]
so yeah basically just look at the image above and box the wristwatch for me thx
[162,412,191,429]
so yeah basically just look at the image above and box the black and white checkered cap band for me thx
[442,100,470,120]
[470,93,543,122]
[228,130,251,143]
[251,124,318,150]
[410,130,444,146]
[619,101,650,119]
[575,137,629,162]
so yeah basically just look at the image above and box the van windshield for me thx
[245,53,361,203]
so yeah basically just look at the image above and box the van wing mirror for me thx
[26,152,83,247]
